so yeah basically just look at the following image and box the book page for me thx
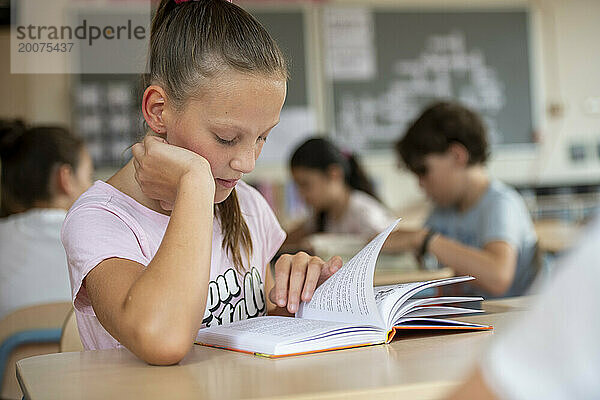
[400,306,483,318]
[374,276,476,327]
[375,283,415,309]
[375,282,433,321]
[296,220,400,327]
[195,316,383,356]
[392,296,483,321]
[393,317,491,329]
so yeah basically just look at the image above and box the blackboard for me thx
[244,7,318,163]
[250,9,308,108]
[327,9,533,150]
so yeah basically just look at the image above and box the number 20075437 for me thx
[18,42,74,53]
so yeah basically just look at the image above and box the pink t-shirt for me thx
[61,180,286,350]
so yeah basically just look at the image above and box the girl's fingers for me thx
[133,169,142,188]
[146,135,168,144]
[319,256,343,285]
[301,257,324,302]
[143,136,168,155]
[131,142,144,161]
[270,253,342,314]
[272,254,292,308]
[328,255,343,272]
[287,253,311,313]
[159,200,174,211]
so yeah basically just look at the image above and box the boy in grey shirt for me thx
[383,102,538,298]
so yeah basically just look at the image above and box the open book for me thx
[196,220,492,357]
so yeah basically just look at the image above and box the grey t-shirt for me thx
[425,179,538,298]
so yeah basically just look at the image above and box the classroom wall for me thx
[0,29,71,127]
[1,0,599,215]
[248,0,600,213]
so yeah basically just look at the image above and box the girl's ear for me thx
[55,164,76,197]
[448,142,470,168]
[141,85,169,138]
[326,164,345,182]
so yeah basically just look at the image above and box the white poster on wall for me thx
[323,7,376,81]
[259,106,316,163]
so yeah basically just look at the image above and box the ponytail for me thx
[345,153,379,202]
[215,189,253,273]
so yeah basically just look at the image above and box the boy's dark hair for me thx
[395,101,489,175]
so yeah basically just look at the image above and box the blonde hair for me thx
[146,0,287,271]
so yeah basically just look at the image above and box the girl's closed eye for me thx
[214,134,237,146]
[215,135,268,146]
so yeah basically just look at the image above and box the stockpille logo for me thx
[15,19,147,46]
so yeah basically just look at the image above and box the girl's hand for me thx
[269,253,343,314]
[132,136,215,209]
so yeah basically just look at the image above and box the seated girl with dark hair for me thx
[0,120,93,319]
[284,137,395,251]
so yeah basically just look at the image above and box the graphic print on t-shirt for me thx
[202,267,266,327]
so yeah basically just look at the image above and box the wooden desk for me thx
[374,252,453,286]
[374,266,453,286]
[534,219,582,254]
[0,302,72,399]
[16,298,531,400]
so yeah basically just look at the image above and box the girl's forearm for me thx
[122,172,214,351]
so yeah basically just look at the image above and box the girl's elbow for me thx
[132,324,194,365]
[141,342,191,365]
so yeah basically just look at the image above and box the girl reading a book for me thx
[283,137,395,252]
[61,0,341,365]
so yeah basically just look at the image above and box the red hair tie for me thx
[340,149,352,159]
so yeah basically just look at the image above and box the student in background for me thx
[60,0,342,366]
[284,137,395,250]
[383,102,538,298]
[447,216,600,400]
[0,120,93,319]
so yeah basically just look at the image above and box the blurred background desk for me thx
[534,219,582,254]
[308,233,454,286]
[306,216,585,286]
[17,298,531,400]
[374,266,454,286]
